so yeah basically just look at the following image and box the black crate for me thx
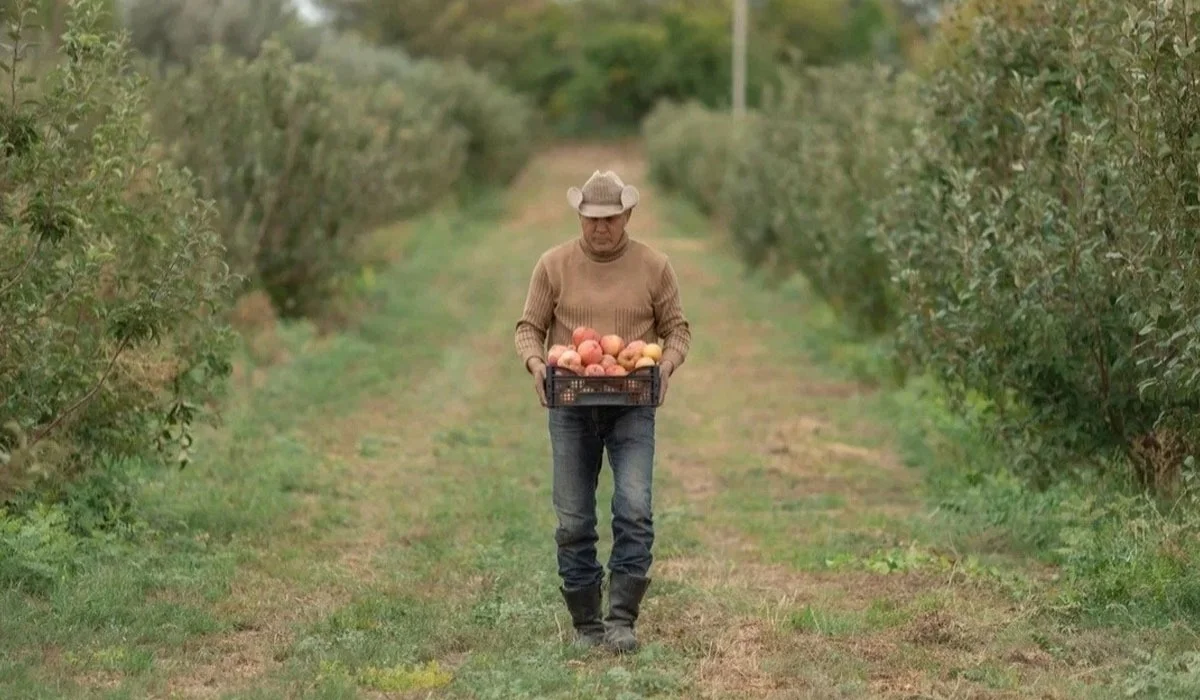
[544,365,661,407]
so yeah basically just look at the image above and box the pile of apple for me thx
[547,326,662,377]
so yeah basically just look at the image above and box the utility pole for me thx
[732,0,747,118]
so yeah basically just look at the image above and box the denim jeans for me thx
[548,405,656,591]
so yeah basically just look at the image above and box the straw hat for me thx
[567,170,640,218]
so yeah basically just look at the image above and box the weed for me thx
[358,661,453,692]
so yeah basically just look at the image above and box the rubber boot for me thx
[604,572,651,653]
[560,583,605,649]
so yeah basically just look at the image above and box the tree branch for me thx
[0,238,44,299]
[25,228,192,448]
[29,334,132,446]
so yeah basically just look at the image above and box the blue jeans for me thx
[548,405,656,590]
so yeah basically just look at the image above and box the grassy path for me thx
[2,143,1176,699]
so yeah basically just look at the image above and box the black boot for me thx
[560,582,605,648]
[604,572,651,653]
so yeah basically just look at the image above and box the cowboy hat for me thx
[567,170,640,218]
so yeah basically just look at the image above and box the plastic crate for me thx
[544,365,661,407]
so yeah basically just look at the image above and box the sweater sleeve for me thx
[515,256,555,372]
[652,259,691,370]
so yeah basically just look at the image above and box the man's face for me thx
[580,211,631,253]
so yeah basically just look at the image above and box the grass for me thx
[3,142,1200,698]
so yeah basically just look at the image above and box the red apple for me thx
[600,354,618,368]
[600,334,625,357]
[584,364,606,377]
[547,344,569,366]
[558,350,583,375]
[577,339,603,366]
[625,340,646,357]
[572,326,601,347]
[605,365,628,377]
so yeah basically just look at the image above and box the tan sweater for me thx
[515,234,691,373]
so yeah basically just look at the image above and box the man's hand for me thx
[657,360,674,406]
[528,357,548,407]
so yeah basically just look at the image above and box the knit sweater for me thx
[515,233,691,373]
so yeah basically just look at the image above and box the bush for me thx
[879,0,1200,486]
[398,59,535,187]
[150,40,462,317]
[122,0,321,66]
[729,63,917,335]
[0,0,234,501]
[311,30,416,83]
[645,63,917,335]
[642,100,737,217]
[314,34,534,187]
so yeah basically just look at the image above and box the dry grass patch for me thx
[651,544,1085,698]
[646,597,789,698]
[162,566,351,698]
[905,609,974,649]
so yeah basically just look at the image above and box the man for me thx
[514,170,691,653]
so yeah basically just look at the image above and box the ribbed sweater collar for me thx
[578,231,630,262]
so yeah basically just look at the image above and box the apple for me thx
[547,344,569,366]
[605,364,628,377]
[601,354,618,368]
[642,343,663,361]
[558,350,583,374]
[584,364,607,377]
[619,345,648,372]
[635,356,656,369]
[572,326,601,347]
[616,346,641,372]
[577,339,604,366]
[600,334,625,356]
[617,340,649,371]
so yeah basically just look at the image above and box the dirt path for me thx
[144,142,1119,699]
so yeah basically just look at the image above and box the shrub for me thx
[727,63,917,335]
[391,59,535,187]
[642,100,737,217]
[150,40,462,317]
[314,34,534,187]
[0,0,234,501]
[312,30,416,83]
[879,0,1200,487]
[122,0,321,67]
[644,63,916,335]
